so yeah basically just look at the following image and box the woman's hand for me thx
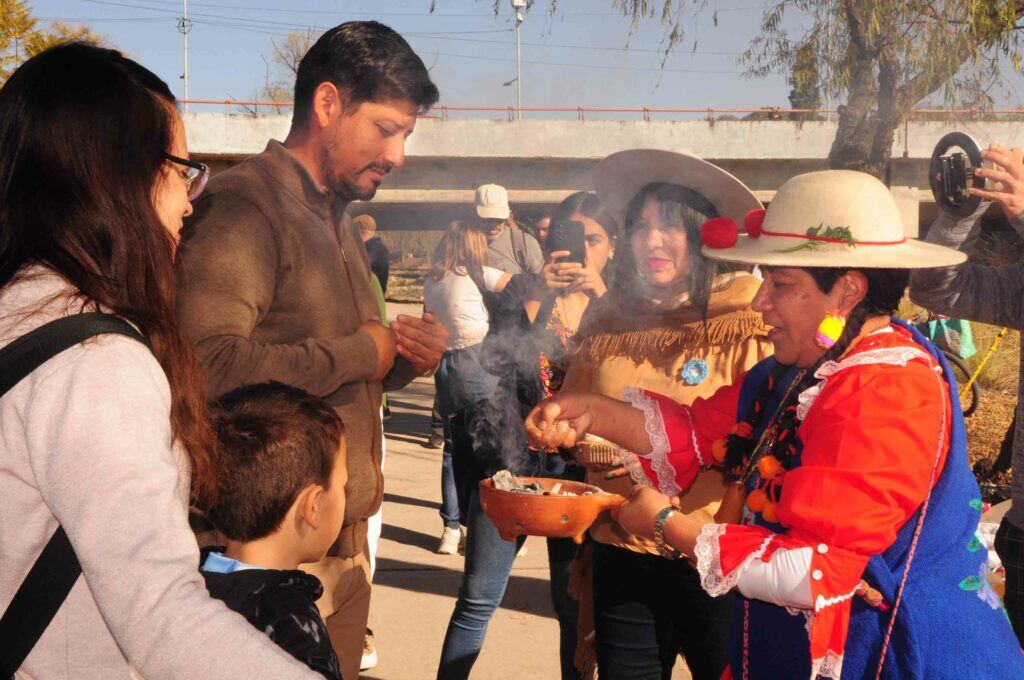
[525,393,598,450]
[542,251,576,292]
[610,486,675,540]
[570,260,607,298]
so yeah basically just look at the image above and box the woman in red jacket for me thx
[526,170,1023,679]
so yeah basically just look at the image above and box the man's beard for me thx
[320,145,390,202]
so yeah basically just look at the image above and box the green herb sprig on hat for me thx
[777,224,856,254]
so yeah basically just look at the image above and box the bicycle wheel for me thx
[944,352,980,417]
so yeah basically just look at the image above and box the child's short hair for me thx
[208,382,345,542]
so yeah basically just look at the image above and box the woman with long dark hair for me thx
[528,170,1024,679]
[549,151,772,680]
[0,44,315,678]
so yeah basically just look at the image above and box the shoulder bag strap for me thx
[511,226,529,272]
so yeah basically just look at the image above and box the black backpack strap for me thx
[0,312,147,678]
[511,226,529,273]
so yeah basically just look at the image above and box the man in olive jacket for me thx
[175,22,445,679]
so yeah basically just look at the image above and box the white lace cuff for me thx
[686,408,706,467]
[621,387,680,496]
[615,449,654,489]
[812,650,845,680]
[694,523,775,598]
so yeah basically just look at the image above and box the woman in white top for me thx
[0,45,315,678]
[424,222,511,550]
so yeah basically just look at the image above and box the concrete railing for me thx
[184,112,1024,161]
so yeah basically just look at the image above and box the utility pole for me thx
[178,0,192,113]
[512,0,525,119]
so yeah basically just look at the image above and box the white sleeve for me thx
[482,266,506,292]
[734,545,814,609]
[422,278,435,315]
[23,337,316,679]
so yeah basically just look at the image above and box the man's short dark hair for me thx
[208,382,345,542]
[293,21,439,129]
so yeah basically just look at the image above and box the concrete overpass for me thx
[185,113,1024,231]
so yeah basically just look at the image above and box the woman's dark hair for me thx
[293,21,440,128]
[208,382,344,542]
[619,182,722,317]
[0,43,219,508]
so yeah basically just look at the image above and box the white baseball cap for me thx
[475,183,511,220]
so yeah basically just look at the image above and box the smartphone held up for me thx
[547,219,587,265]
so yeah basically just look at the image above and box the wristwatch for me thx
[654,506,681,559]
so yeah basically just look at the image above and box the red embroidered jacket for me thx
[622,326,951,678]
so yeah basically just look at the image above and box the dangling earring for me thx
[816,309,846,349]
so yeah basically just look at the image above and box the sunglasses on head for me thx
[164,153,209,201]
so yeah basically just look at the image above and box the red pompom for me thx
[701,217,738,249]
[744,208,767,238]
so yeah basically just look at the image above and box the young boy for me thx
[202,382,348,680]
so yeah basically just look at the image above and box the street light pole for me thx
[178,0,192,113]
[513,0,524,120]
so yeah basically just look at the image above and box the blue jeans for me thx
[439,415,460,530]
[437,488,582,680]
[435,346,498,530]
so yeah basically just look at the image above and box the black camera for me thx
[930,132,984,217]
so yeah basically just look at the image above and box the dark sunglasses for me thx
[164,153,209,201]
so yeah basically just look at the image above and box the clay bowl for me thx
[479,477,626,544]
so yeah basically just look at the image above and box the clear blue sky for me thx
[34,0,803,114]
[35,0,1024,115]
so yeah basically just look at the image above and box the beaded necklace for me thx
[711,364,808,524]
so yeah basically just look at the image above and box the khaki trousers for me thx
[302,523,372,680]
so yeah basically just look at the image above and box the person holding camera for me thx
[910,142,1024,646]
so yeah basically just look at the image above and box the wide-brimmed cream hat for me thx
[594,149,762,228]
[701,170,967,269]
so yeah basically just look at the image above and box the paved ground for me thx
[361,305,690,679]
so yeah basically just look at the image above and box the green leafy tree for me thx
[1,1,106,85]
[560,1,1024,180]
[750,0,1024,179]
[787,39,822,121]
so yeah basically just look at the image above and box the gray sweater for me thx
[0,268,315,679]
[909,205,1024,528]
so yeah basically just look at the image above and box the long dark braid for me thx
[722,268,909,492]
